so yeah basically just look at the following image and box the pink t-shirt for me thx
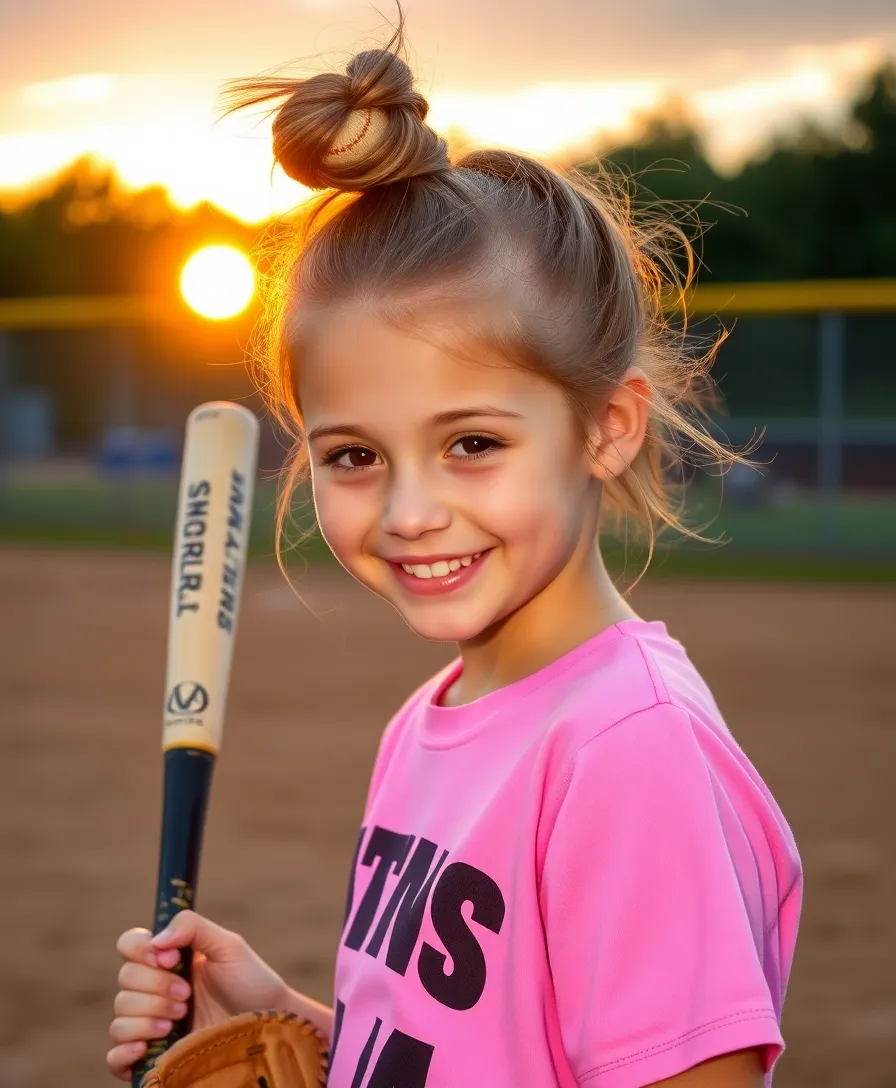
[329,619,803,1087]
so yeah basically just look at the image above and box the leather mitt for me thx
[141,1010,329,1087]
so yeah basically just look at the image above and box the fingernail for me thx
[170,980,190,1000]
[155,1019,172,1034]
[130,1041,146,1052]
[171,1002,188,1019]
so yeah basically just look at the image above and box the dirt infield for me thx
[0,547,893,1087]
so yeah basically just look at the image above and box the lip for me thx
[387,550,491,597]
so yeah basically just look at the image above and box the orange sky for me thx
[1,2,894,224]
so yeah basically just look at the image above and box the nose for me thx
[380,466,451,539]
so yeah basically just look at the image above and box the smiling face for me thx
[298,301,604,644]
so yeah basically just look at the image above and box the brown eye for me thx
[344,448,378,468]
[449,435,503,459]
[322,446,381,471]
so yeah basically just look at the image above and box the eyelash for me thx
[319,434,506,474]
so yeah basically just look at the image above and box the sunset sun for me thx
[180,245,255,320]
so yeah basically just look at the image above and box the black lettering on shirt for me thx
[366,1030,435,1087]
[344,828,414,951]
[365,838,449,976]
[343,826,367,929]
[418,861,506,1011]
[350,1016,382,1088]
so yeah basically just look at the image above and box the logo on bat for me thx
[166,681,209,715]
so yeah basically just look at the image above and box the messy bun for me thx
[219,21,449,192]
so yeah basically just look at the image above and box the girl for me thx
[108,14,802,1087]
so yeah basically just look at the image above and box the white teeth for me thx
[400,552,485,578]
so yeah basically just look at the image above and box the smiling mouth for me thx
[395,552,484,580]
[384,549,492,595]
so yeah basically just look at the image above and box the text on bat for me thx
[176,480,210,616]
[217,469,247,634]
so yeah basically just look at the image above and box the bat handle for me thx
[130,948,195,1088]
[131,748,215,1087]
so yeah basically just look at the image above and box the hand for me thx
[106,910,289,1081]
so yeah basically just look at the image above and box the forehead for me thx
[297,302,550,425]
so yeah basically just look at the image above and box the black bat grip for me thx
[132,747,215,1088]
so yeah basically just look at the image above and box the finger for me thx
[116,927,157,968]
[156,946,182,970]
[150,910,244,963]
[113,990,189,1021]
[109,1015,173,1045]
[118,961,191,1000]
[106,1041,147,1081]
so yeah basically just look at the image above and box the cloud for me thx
[20,74,121,110]
[2,0,896,95]
[428,82,665,157]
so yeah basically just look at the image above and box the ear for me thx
[585,366,651,481]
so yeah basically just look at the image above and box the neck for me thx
[445,537,641,707]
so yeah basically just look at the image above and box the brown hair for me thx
[219,7,753,589]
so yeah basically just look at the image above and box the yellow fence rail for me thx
[684,278,896,316]
[0,294,191,331]
[1,279,896,331]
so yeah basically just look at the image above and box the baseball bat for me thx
[132,401,260,1087]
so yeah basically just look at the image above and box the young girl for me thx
[108,16,802,1087]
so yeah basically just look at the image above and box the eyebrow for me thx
[306,406,523,443]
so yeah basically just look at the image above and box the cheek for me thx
[480,452,585,546]
[311,476,374,563]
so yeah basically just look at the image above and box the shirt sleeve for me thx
[540,702,785,1087]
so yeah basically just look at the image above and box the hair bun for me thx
[270,46,450,192]
[322,107,390,168]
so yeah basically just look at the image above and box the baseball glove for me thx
[141,1010,329,1088]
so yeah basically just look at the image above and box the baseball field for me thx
[1,545,893,1087]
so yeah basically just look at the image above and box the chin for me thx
[392,605,490,645]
